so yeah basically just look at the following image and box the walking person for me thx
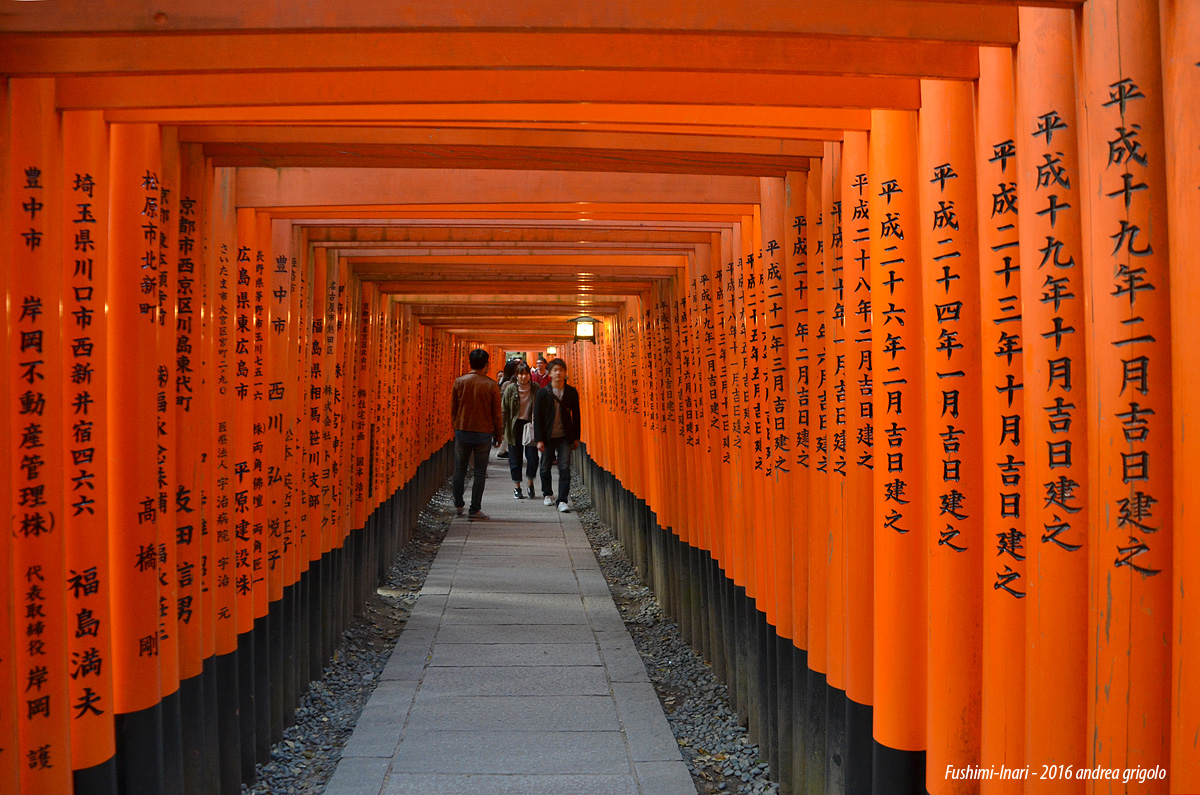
[532,358,581,512]
[450,348,503,520]
[531,356,551,388]
[496,358,521,460]
[501,363,541,499]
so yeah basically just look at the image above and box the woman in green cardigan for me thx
[501,362,541,498]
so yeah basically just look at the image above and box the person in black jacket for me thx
[532,358,581,512]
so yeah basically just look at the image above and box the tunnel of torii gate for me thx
[0,0,1197,793]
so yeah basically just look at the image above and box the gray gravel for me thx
[571,471,780,795]
[241,481,456,795]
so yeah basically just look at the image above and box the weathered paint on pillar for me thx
[9,77,71,795]
[918,77,984,794]
[761,176,794,642]
[869,107,927,767]
[1079,0,1172,785]
[839,131,874,716]
[108,121,165,716]
[1160,0,1200,788]
[208,167,238,658]
[157,126,181,705]
[974,45,1026,793]
[784,171,811,654]
[806,155,829,685]
[1015,7,1090,782]
[61,109,117,775]
[824,142,848,702]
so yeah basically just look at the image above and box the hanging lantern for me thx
[572,315,597,343]
[545,346,558,356]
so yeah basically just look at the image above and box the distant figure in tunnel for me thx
[450,348,503,520]
[531,355,552,387]
[533,358,582,513]
[502,362,541,499]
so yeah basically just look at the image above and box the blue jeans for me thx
[508,422,540,483]
[453,438,491,513]
[540,437,573,504]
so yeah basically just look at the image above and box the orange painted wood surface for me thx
[0,6,1196,793]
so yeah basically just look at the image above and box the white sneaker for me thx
[543,496,555,506]
[558,502,570,513]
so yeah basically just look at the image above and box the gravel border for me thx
[570,471,780,795]
[241,480,455,795]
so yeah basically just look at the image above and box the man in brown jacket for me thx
[450,348,503,519]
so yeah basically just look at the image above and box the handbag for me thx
[521,420,535,447]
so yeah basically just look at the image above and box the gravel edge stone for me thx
[571,470,780,795]
[241,480,455,795]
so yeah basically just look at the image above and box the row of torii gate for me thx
[1,1,1198,793]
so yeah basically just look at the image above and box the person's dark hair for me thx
[547,357,567,372]
[501,359,520,383]
[516,362,532,376]
[536,356,547,365]
[469,348,489,370]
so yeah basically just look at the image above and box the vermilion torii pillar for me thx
[918,78,984,794]
[1079,0,1172,786]
[975,45,1025,795]
[869,107,926,794]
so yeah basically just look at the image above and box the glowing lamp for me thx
[572,316,597,343]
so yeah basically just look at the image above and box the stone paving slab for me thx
[339,680,419,758]
[443,591,583,610]
[382,773,641,795]
[430,642,602,667]
[417,665,612,697]
[635,761,699,795]
[330,458,694,794]
[325,757,392,795]
[454,554,572,568]
[440,606,589,625]
[392,730,631,775]
[442,567,584,594]
[613,682,686,762]
[405,694,619,731]
[432,623,595,645]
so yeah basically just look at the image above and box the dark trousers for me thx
[452,438,491,512]
[508,423,540,483]
[539,437,573,504]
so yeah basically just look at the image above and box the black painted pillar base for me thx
[872,743,925,795]
[178,672,205,793]
[114,701,164,794]
[73,755,117,795]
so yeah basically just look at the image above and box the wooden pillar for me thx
[725,232,750,592]
[1161,0,1200,789]
[0,72,15,795]
[60,109,118,791]
[839,129,875,792]
[918,78,984,794]
[974,46,1026,794]
[822,140,849,795]
[747,208,774,624]
[868,107,927,792]
[174,140,209,791]
[8,77,71,795]
[1014,8,1090,783]
[783,169,812,791]
[761,177,794,646]
[109,121,168,790]
[805,158,829,786]
[206,165,241,793]
[156,127,185,795]
[1079,0,1172,785]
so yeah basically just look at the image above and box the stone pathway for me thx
[324,456,697,795]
